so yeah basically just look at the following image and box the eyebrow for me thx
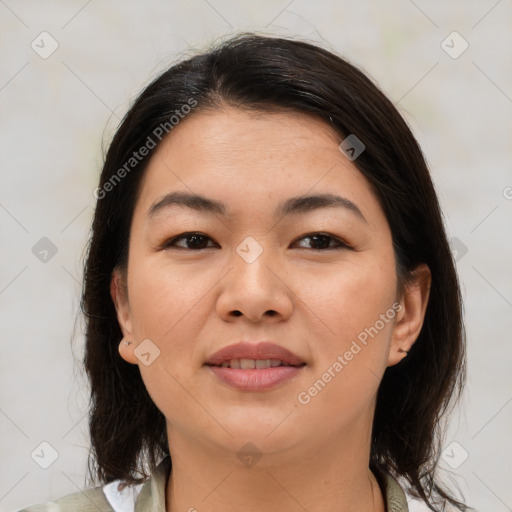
[147,191,367,223]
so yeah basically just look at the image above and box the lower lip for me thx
[207,365,305,391]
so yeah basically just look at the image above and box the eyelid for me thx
[158,231,352,251]
[157,232,217,251]
[291,232,352,250]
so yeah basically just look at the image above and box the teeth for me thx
[218,358,292,369]
[240,358,255,369]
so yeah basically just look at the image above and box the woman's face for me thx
[113,106,423,459]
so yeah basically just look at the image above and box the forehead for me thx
[166,106,342,160]
[145,106,345,177]
[132,106,385,229]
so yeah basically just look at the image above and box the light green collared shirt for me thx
[18,456,409,511]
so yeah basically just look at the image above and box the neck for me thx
[164,424,385,512]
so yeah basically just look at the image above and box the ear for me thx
[110,267,138,364]
[388,263,431,367]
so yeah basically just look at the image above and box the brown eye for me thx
[160,232,350,251]
[292,233,350,251]
[162,232,217,250]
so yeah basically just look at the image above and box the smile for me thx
[212,358,303,369]
[207,359,306,391]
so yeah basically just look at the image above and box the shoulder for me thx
[17,456,170,512]
[16,485,115,512]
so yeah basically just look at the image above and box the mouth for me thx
[206,363,305,391]
[204,342,306,391]
[207,358,305,369]
[204,341,305,367]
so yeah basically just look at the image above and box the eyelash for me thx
[160,232,352,251]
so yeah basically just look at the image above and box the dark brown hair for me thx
[81,32,468,511]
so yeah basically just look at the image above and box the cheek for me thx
[127,259,212,428]
[127,257,210,340]
[307,254,397,341]
[299,255,397,402]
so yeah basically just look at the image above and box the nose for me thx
[216,242,293,323]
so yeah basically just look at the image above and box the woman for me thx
[20,33,469,511]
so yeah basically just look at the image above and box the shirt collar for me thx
[134,456,171,512]
[380,470,410,511]
[133,456,409,512]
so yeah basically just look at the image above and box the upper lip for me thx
[205,341,305,366]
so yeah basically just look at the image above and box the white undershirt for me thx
[102,480,144,512]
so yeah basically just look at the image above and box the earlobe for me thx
[388,264,431,367]
[110,268,138,365]
[118,338,138,365]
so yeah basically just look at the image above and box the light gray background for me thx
[1,1,511,511]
